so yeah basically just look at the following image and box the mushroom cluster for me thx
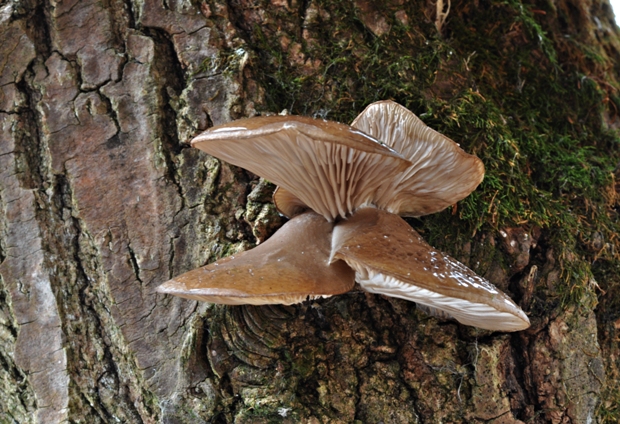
[158,101,530,332]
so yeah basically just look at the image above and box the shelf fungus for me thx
[157,101,530,332]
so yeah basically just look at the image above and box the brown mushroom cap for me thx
[273,186,310,218]
[331,207,530,331]
[156,211,355,305]
[192,115,411,221]
[351,100,485,216]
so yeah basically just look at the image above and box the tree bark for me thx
[1,0,619,422]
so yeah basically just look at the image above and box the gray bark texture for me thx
[1,0,619,423]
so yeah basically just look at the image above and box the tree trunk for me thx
[1,0,619,422]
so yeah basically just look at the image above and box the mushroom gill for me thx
[191,115,411,221]
[273,100,484,219]
[157,102,530,332]
[351,100,484,217]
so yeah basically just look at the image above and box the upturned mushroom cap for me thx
[273,101,485,219]
[191,115,411,221]
[330,207,530,331]
[157,211,355,305]
[351,100,485,216]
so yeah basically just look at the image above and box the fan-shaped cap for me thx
[191,115,411,221]
[351,100,485,216]
[330,207,530,331]
[157,211,355,305]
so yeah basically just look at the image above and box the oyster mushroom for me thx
[352,100,484,216]
[191,115,411,221]
[158,211,355,305]
[157,102,530,332]
[273,100,484,218]
[331,208,530,331]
